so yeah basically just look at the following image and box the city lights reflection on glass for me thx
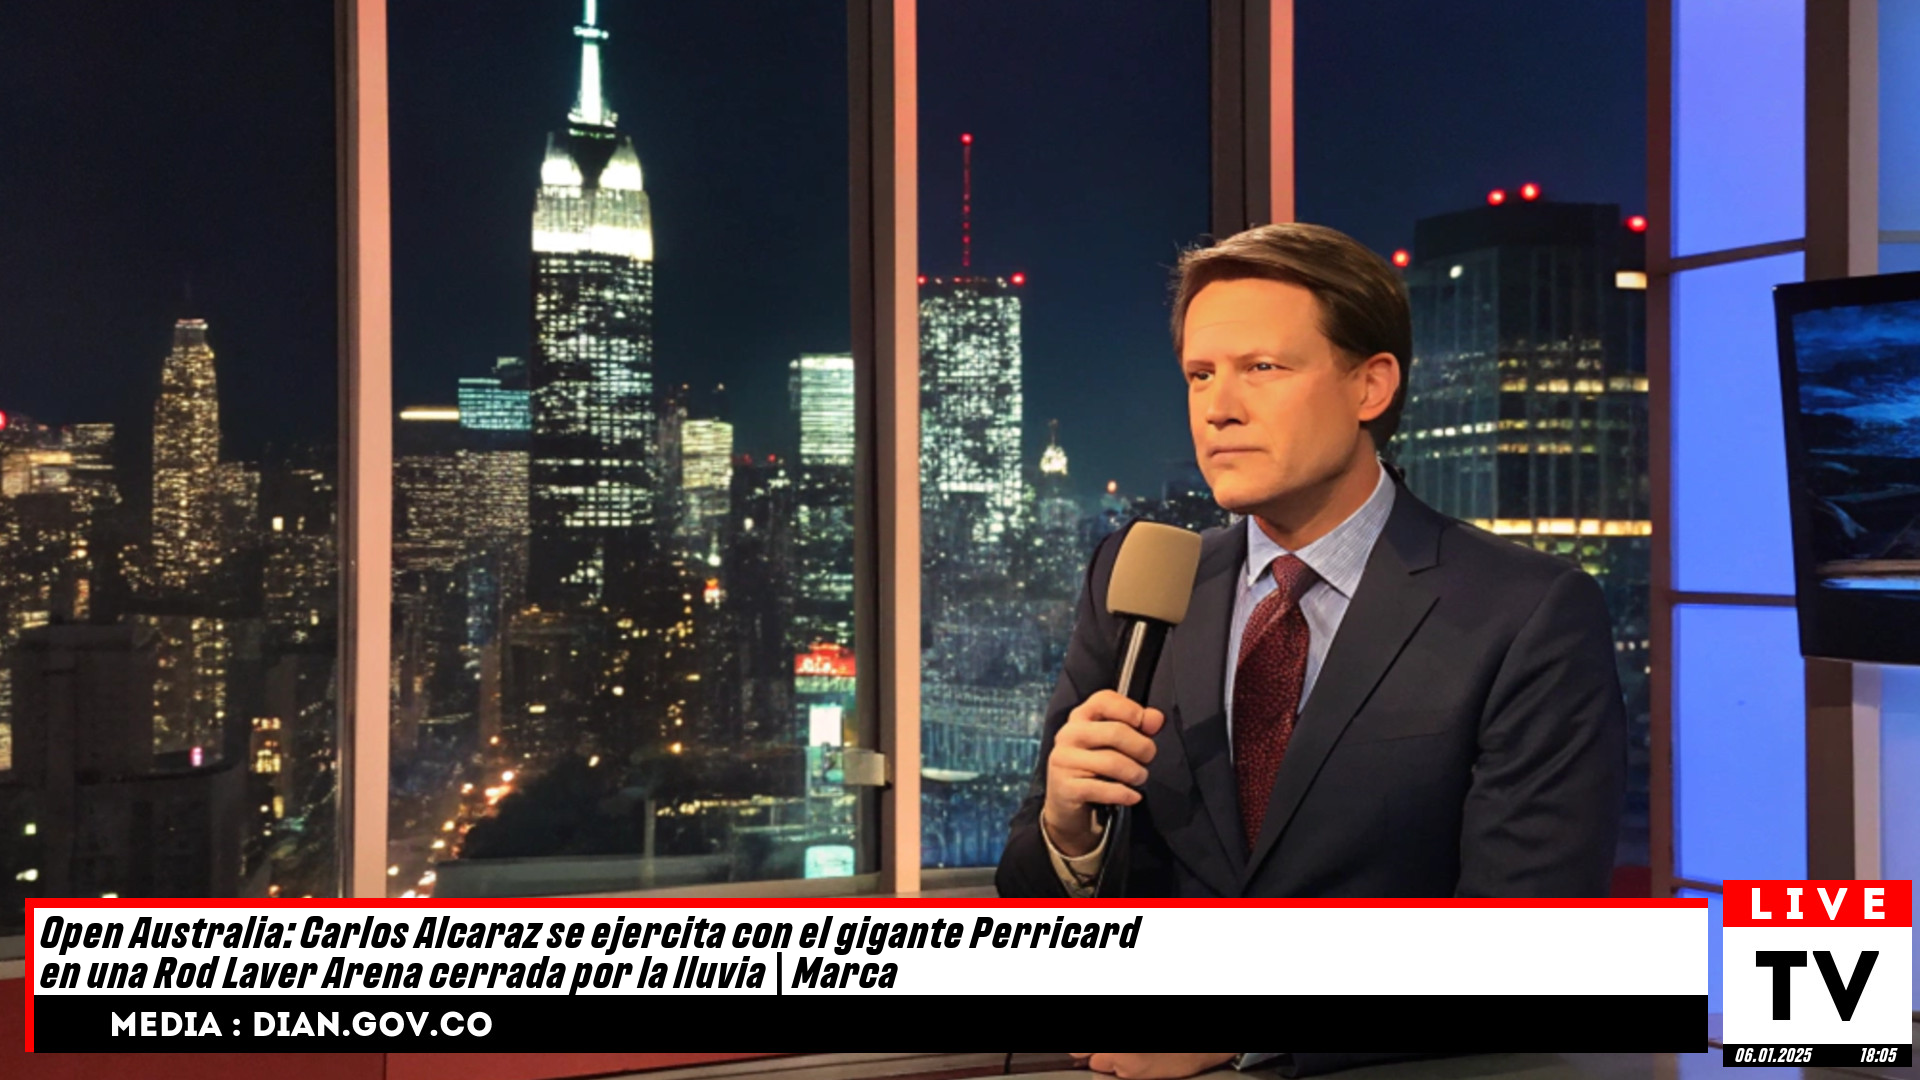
[1487,189,1507,205]
[1626,214,1649,233]
[190,746,204,767]
[1391,249,1411,268]
[1519,182,1540,201]
[501,770,515,782]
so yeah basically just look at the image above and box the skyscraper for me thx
[1397,194,1651,860]
[790,354,854,649]
[151,319,226,590]
[678,418,733,563]
[919,276,1025,555]
[792,354,855,467]
[143,318,256,760]
[3,623,245,907]
[0,418,122,769]
[529,0,657,609]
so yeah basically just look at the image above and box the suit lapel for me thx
[1241,486,1447,889]
[1159,522,1248,892]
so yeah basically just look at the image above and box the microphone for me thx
[1107,521,1204,702]
[1093,521,1203,874]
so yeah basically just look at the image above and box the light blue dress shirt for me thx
[1223,462,1397,751]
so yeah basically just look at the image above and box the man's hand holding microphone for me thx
[1043,521,1201,858]
[1041,690,1163,857]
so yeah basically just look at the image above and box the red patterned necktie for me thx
[1231,553,1318,852]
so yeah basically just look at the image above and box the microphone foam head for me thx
[1107,521,1204,625]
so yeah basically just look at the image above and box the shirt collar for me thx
[1243,460,1398,599]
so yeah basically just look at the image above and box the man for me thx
[997,222,1626,902]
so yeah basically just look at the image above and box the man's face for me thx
[1181,277,1378,515]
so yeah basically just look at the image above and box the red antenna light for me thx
[1487,189,1507,206]
[1010,272,1026,285]
[960,132,972,145]
[1626,214,1649,233]
[0,410,8,431]
[1391,249,1411,268]
[916,274,927,285]
[1519,182,1541,201]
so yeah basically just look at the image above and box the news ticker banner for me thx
[23,897,1704,1052]
[1719,879,1914,1068]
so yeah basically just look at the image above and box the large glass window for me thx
[0,6,340,927]
[388,1,864,896]
[916,1,1212,869]
[1296,0,1653,872]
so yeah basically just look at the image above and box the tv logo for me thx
[1722,880,1912,1067]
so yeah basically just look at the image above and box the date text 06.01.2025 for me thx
[1730,1047,1813,1064]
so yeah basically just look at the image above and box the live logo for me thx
[1722,880,1913,1067]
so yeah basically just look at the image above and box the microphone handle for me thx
[1113,617,1170,704]
[1094,617,1170,838]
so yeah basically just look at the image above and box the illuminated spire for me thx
[569,0,614,128]
[1040,418,1068,476]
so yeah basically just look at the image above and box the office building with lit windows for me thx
[790,354,854,649]
[919,276,1024,554]
[528,0,658,609]
[4,623,246,907]
[678,417,733,563]
[152,319,232,591]
[458,357,531,434]
[1398,194,1650,857]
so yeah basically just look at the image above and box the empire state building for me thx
[529,0,657,610]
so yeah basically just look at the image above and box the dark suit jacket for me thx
[996,479,1627,898]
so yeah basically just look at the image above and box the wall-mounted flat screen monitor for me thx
[1775,270,1920,663]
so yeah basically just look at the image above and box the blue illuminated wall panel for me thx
[1674,604,1807,884]
[1673,0,1805,256]
[1882,0,1920,230]
[1881,663,1920,1005]
[1671,253,1802,595]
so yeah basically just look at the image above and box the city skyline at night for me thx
[0,2,1644,499]
[0,1,1653,915]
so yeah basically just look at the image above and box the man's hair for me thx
[1171,222,1411,449]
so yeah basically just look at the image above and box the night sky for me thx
[0,0,1644,498]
